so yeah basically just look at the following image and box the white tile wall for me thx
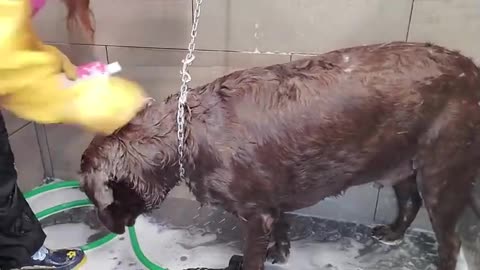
[9,124,45,191]
[33,0,193,48]
[197,0,413,53]
[408,0,480,63]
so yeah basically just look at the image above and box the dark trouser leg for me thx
[0,112,46,269]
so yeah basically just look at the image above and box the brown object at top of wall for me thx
[62,0,95,42]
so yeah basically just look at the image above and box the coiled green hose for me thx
[23,180,168,270]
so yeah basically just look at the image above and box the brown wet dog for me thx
[79,42,480,270]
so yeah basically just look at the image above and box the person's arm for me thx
[0,0,146,134]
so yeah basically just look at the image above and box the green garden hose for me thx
[23,180,168,270]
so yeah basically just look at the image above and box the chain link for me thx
[177,0,203,182]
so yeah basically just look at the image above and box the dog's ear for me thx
[80,170,114,211]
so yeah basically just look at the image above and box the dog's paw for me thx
[371,225,404,245]
[227,255,244,270]
[266,241,290,264]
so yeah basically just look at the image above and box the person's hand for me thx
[40,44,78,80]
[64,75,148,134]
[1,0,148,134]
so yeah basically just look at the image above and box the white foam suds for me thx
[42,222,139,269]
[44,223,97,249]
[134,217,237,269]
[40,214,379,270]
[82,239,139,270]
[46,217,413,270]
[268,240,366,270]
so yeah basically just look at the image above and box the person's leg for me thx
[0,113,46,269]
[0,112,86,270]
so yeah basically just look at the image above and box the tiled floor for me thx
[29,185,451,270]
[3,110,30,136]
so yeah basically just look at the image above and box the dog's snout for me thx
[97,206,126,234]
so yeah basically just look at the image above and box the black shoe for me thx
[20,247,86,270]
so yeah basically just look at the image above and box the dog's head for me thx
[79,135,147,234]
[79,100,180,234]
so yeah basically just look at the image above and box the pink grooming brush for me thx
[77,62,122,79]
[30,0,46,16]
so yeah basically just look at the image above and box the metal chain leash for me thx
[177,0,203,182]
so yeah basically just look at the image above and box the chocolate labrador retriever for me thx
[79,41,480,270]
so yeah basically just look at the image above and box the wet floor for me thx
[27,185,453,270]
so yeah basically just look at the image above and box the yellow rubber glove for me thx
[0,0,146,134]
[41,43,78,80]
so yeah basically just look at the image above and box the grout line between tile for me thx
[373,187,381,221]
[33,123,55,178]
[105,45,110,63]
[47,42,321,57]
[43,125,55,178]
[34,123,49,178]
[405,0,416,42]
[191,0,195,23]
[8,122,31,137]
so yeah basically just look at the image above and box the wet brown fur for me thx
[80,41,480,270]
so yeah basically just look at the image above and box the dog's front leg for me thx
[241,213,274,270]
[266,212,290,264]
[183,213,273,270]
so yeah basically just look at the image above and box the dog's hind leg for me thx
[372,174,422,243]
[418,142,478,270]
[419,166,473,270]
[266,212,291,264]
